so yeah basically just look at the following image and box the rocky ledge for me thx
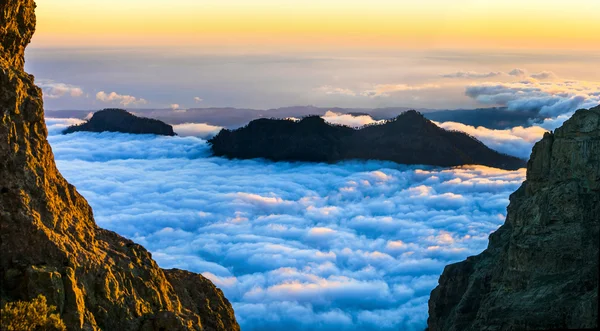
[63,108,176,136]
[0,1,238,330]
[427,105,600,330]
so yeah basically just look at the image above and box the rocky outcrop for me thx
[427,105,600,330]
[63,108,176,136]
[209,111,526,170]
[0,1,238,330]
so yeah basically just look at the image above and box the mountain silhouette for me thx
[209,110,526,170]
[64,108,175,136]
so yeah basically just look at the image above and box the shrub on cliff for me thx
[1,295,66,331]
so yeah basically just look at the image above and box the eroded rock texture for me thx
[0,1,239,330]
[428,105,600,330]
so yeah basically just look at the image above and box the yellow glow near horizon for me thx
[33,0,600,50]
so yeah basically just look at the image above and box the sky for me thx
[33,0,600,50]
[27,1,600,112]
[46,118,526,330]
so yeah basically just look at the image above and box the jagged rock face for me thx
[427,106,600,330]
[0,1,239,330]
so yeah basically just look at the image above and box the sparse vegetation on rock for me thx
[1,295,66,331]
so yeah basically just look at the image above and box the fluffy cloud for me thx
[443,69,557,80]
[529,71,557,80]
[435,121,547,158]
[441,71,503,79]
[465,80,600,117]
[316,86,357,96]
[322,111,384,127]
[194,97,203,103]
[45,117,85,135]
[37,80,84,99]
[508,68,527,76]
[170,103,181,110]
[96,91,148,106]
[173,123,224,139]
[46,118,526,331]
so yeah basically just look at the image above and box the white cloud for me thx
[441,71,502,79]
[530,71,557,80]
[173,123,223,139]
[465,80,600,117]
[96,91,148,106]
[37,80,84,99]
[194,97,203,103]
[316,85,357,96]
[44,117,85,135]
[435,121,548,158]
[321,111,384,127]
[170,103,181,110]
[508,68,527,76]
[45,119,526,331]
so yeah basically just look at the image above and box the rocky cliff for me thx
[427,105,600,330]
[63,109,176,136]
[0,1,239,330]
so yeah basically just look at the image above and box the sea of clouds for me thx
[47,118,526,330]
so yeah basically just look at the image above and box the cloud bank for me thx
[322,111,384,127]
[46,118,525,330]
[37,80,84,99]
[173,122,223,139]
[435,121,547,159]
[465,79,600,117]
[441,71,503,79]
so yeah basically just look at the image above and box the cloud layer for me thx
[322,111,384,127]
[465,79,600,117]
[37,80,84,99]
[46,118,525,330]
[434,121,548,159]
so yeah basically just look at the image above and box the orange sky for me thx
[33,0,600,51]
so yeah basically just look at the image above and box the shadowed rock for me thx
[209,110,526,170]
[63,108,176,136]
[0,1,238,330]
[427,105,600,330]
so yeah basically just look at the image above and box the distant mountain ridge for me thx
[208,110,526,170]
[63,108,175,136]
[47,106,538,130]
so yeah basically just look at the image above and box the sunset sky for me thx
[34,0,600,50]
[28,0,600,112]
